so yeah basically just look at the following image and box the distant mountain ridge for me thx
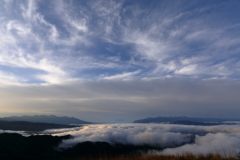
[169,120,224,126]
[133,116,240,123]
[0,120,75,131]
[0,115,92,125]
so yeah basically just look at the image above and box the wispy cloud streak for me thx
[0,0,240,84]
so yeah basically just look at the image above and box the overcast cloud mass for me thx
[0,0,240,122]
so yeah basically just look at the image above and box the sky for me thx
[0,0,240,122]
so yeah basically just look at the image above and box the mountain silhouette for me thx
[0,120,76,132]
[0,115,92,125]
[133,116,240,123]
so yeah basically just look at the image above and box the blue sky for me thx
[0,0,240,122]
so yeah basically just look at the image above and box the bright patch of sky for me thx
[0,0,240,122]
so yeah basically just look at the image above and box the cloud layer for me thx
[42,123,240,155]
[159,132,240,156]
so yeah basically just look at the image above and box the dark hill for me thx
[0,120,76,132]
[0,115,92,125]
[0,133,164,160]
[0,133,70,160]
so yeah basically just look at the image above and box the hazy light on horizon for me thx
[0,0,240,121]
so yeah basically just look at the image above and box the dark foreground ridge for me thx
[0,133,239,160]
[0,133,164,160]
[0,120,76,132]
[0,115,92,125]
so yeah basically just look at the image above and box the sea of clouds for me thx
[42,123,240,155]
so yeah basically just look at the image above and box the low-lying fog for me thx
[2,123,240,155]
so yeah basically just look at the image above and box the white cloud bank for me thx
[43,123,240,155]
[158,132,240,156]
